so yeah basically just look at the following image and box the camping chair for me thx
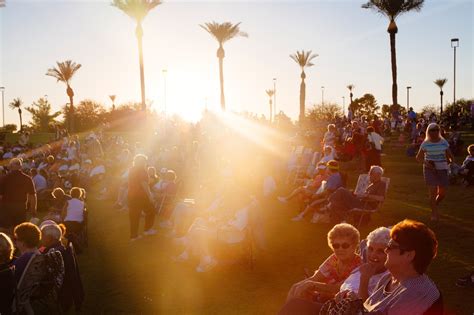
[348,174,390,228]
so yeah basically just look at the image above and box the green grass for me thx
[76,137,474,315]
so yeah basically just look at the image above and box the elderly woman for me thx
[281,223,361,312]
[0,233,15,315]
[416,123,454,222]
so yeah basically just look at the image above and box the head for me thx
[369,165,384,183]
[8,158,22,171]
[133,154,148,169]
[147,166,157,178]
[14,222,41,253]
[352,121,359,128]
[324,146,333,156]
[40,224,62,248]
[328,124,336,133]
[0,232,14,264]
[47,155,55,164]
[467,144,474,156]
[327,223,360,262]
[366,126,375,134]
[316,162,327,175]
[52,187,65,199]
[425,123,442,141]
[385,220,438,276]
[409,107,413,111]
[366,227,391,273]
[30,168,38,177]
[165,170,177,182]
[326,160,339,174]
[70,187,83,199]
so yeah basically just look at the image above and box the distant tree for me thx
[434,78,447,115]
[290,50,318,123]
[274,111,294,132]
[25,97,61,132]
[351,94,380,120]
[362,0,424,107]
[9,98,24,132]
[0,124,17,133]
[347,84,355,108]
[62,100,106,132]
[265,89,274,122]
[420,105,438,118]
[441,99,474,129]
[109,95,116,110]
[307,102,342,123]
[104,102,142,131]
[200,21,248,111]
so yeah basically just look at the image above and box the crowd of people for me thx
[0,107,472,314]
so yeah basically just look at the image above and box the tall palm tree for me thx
[109,95,116,110]
[362,0,424,108]
[112,0,162,112]
[290,50,318,123]
[9,98,23,131]
[434,78,447,115]
[266,89,274,122]
[200,21,248,111]
[46,60,82,132]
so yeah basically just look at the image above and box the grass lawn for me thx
[76,134,474,315]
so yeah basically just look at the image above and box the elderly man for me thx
[326,165,386,222]
[0,158,37,229]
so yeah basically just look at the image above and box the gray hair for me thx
[132,154,148,167]
[41,224,62,241]
[367,227,390,246]
[370,165,384,176]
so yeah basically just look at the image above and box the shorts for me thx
[423,166,449,187]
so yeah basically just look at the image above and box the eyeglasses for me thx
[385,239,408,253]
[428,129,440,132]
[332,242,351,249]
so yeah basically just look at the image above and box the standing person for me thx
[416,123,454,222]
[128,154,156,241]
[0,158,37,230]
[366,127,384,171]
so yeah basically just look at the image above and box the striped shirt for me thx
[364,273,440,315]
[420,139,449,162]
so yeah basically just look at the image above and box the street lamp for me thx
[0,87,4,127]
[451,38,459,105]
[321,86,325,105]
[162,69,168,114]
[406,86,412,111]
[273,78,277,116]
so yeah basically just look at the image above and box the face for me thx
[369,169,381,183]
[331,237,356,261]
[384,239,413,273]
[367,241,387,273]
[428,128,440,140]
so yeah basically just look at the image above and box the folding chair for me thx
[348,175,390,228]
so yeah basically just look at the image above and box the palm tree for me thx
[200,21,248,111]
[46,60,82,132]
[362,0,424,108]
[266,89,274,122]
[112,0,162,112]
[9,98,23,131]
[109,95,116,110]
[347,84,355,107]
[434,78,447,115]
[290,50,318,123]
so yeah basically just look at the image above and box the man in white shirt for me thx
[30,168,47,192]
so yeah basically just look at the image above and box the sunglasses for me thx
[428,129,440,132]
[385,239,408,253]
[332,242,351,249]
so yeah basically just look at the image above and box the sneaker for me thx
[291,214,303,222]
[159,220,172,229]
[277,197,288,204]
[456,272,474,288]
[196,257,218,273]
[130,235,143,242]
[143,229,158,236]
[173,251,189,262]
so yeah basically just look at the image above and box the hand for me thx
[293,280,317,300]
[359,263,377,280]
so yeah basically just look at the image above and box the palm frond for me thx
[434,78,447,89]
[362,0,424,19]
[290,50,318,69]
[266,89,274,97]
[9,98,23,110]
[200,21,248,44]
[347,84,355,91]
[111,0,162,22]
[46,60,82,84]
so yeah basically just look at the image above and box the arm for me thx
[446,148,454,164]
[141,181,154,203]
[61,202,68,221]
[27,193,37,216]
[415,147,425,163]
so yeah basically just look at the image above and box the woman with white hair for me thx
[0,232,15,315]
[416,123,454,222]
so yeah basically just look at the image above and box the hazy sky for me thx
[0,0,473,124]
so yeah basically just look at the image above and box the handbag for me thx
[319,297,365,315]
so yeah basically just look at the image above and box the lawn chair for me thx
[348,174,390,228]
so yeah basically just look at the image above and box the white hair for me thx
[367,227,390,246]
[41,224,62,241]
[370,165,384,176]
[132,154,148,167]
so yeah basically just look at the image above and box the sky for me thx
[0,0,473,125]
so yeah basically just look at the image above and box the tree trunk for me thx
[299,71,306,124]
[388,20,398,108]
[217,45,225,111]
[136,23,146,112]
[269,99,273,122]
[67,85,75,133]
[440,90,444,115]
[18,108,23,132]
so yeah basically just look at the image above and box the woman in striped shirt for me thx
[416,123,454,222]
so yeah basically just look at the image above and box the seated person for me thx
[12,222,41,283]
[278,162,328,203]
[279,223,362,314]
[325,165,386,222]
[460,144,474,186]
[61,187,86,235]
[153,170,178,197]
[318,146,335,164]
[45,188,71,222]
[291,160,343,222]
[0,232,15,315]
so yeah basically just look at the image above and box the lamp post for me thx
[162,69,168,114]
[406,86,412,111]
[321,86,325,105]
[0,87,4,127]
[342,96,345,116]
[451,38,459,105]
[273,78,277,117]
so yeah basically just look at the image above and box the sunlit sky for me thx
[0,0,473,124]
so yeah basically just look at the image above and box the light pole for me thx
[342,96,345,116]
[0,87,4,127]
[406,86,412,111]
[162,69,168,114]
[321,86,325,105]
[273,78,277,117]
[451,38,459,105]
